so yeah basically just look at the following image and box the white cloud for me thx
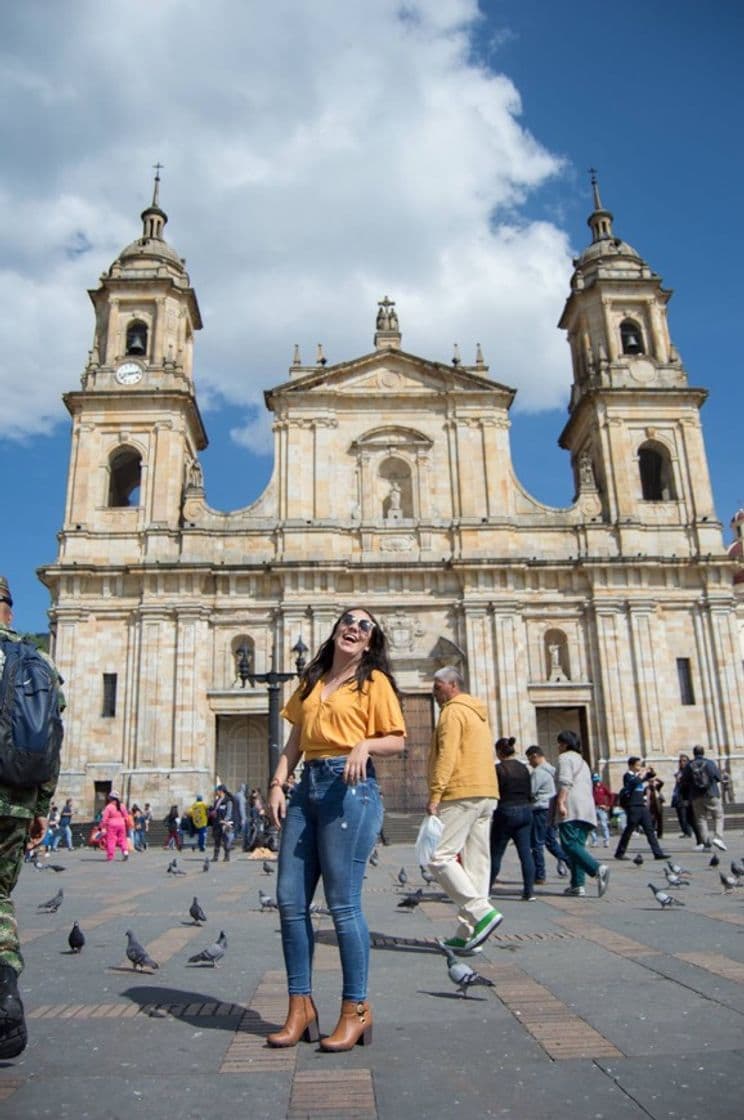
[0,0,574,444]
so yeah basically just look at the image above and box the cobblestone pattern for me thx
[220,970,295,1074]
[289,1069,377,1118]
[481,961,623,1060]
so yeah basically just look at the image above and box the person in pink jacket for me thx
[101,792,129,862]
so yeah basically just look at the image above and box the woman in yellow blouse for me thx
[267,608,406,1051]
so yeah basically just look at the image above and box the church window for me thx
[126,320,148,357]
[620,319,644,355]
[638,442,676,501]
[108,446,142,507]
[102,673,117,717]
[676,658,695,706]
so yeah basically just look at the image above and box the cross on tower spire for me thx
[587,166,614,242]
[152,162,164,208]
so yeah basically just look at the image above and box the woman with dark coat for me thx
[211,785,235,862]
[164,804,181,851]
[489,738,536,900]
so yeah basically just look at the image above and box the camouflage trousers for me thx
[0,817,30,975]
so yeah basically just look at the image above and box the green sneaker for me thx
[441,936,468,951]
[464,909,503,951]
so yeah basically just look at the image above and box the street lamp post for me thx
[236,637,308,780]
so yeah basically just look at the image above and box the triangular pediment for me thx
[265,348,515,408]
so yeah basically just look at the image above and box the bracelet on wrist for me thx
[269,778,283,790]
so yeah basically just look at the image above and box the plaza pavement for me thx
[2,828,744,1120]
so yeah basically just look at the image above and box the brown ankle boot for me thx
[267,995,319,1048]
[319,1000,373,1051]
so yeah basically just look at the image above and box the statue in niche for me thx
[384,480,404,521]
[186,458,204,490]
[548,643,569,682]
[579,452,595,489]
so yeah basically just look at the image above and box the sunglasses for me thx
[340,612,375,635]
[0,596,12,608]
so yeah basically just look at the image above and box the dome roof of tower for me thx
[578,236,642,266]
[116,233,184,268]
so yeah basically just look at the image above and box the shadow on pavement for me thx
[120,984,279,1035]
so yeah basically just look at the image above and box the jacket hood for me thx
[445,693,488,721]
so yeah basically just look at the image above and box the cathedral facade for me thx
[39,179,744,817]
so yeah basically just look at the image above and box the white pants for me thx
[428,797,498,940]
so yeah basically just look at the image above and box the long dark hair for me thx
[300,606,400,699]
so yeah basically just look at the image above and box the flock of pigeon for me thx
[34,854,241,973]
[645,855,744,907]
[31,837,744,1003]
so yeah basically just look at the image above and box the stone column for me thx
[488,603,529,742]
[173,609,211,770]
[134,611,176,770]
[700,601,744,749]
[627,601,665,754]
[54,613,83,771]
[591,603,636,760]
[359,451,373,523]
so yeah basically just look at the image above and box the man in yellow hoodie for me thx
[427,667,503,954]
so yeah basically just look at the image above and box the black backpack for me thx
[690,759,711,793]
[0,639,63,787]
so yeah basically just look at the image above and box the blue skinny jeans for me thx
[277,757,383,1001]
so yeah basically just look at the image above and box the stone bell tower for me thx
[58,169,207,565]
[558,173,721,556]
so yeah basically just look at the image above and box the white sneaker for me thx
[711,837,727,851]
[694,844,706,851]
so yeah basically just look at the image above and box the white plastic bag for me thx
[414,813,444,867]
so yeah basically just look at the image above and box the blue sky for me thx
[1,0,742,633]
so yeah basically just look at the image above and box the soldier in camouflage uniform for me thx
[0,576,63,1059]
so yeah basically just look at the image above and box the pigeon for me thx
[420,865,436,885]
[68,921,85,953]
[202,857,210,872]
[397,889,424,911]
[262,860,275,876]
[308,902,330,916]
[667,860,690,877]
[38,888,63,912]
[189,897,207,925]
[441,946,494,998]
[633,853,644,866]
[664,868,689,888]
[188,930,227,966]
[720,871,738,893]
[43,862,67,873]
[731,859,744,879]
[397,867,408,888]
[167,858,186,876]
[709,852,720,868]
[125,929,159,971]
[368,849,379,868]
[648,883,685,908]
[259,889,277,911]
